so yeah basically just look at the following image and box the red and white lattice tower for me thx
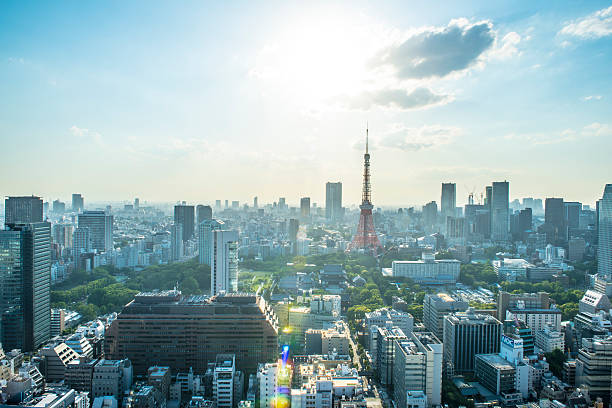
[348,126,382,254]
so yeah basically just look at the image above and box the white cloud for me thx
[338,87,453,111]
[560,5,612,39]
[488,32,522,60]
[582,95,603,101]
[504,122,611,145]
[378,124,462,151]
[70,125,103,146]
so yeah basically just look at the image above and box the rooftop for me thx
[476,354,515,371]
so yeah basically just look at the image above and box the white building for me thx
[257,362,278,408]
[387,253,460,285]
[505,307,562,332]
[212,354,236,408]
[535,326,565,353]
[492,258,532,281]
[211,230,239,295]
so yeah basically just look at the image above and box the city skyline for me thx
[1,1,611,205]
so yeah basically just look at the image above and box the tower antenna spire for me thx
[366,122,369,154]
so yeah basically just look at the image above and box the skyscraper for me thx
[325,182,343,221]
[52,200,66,214]
[544,198,567,244]
[300,197,310,219]
[72,194,84,212]
[198,219,224,266]
[72,227,91,269]
[196,205,213,225]
[565,201,582,230]
[78,211,113,252]
[174,204,195,242]
[441,183,457,219]
[0,222,51,351]
[348,127,382,253]
[211,230,239,295]
[253,196,258,209]
[422,201,438,231]
[598,184,612,277]
[491,181,510,242]
[5,196,43,224]
[170,224,183,262]
[288,219,299,242]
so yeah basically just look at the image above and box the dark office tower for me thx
[196,205,213,225]
[565,201,581,230]
[441,183,457,219]
[52,200,65,214]
[5,196,43,224]
[491,181,510,242]
[300,197,310,219]
[0,222,51,351]
[518,208,532,235]
[72,194,84,212]
[104,291,278,376]
[288,219,299,242]
[253,196,258,209]
[422,201,438,230]
[544,198,567,244]
[78,211,114,252]
[174,205,195,242]
[443,309,502,374]
[598,185,612,277]
[325,182,342,221]
[134,198,140,209]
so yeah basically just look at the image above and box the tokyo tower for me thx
[348,126,382,254]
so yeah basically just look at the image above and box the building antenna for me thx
[366,122,369,155]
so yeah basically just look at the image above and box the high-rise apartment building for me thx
[0,222,51,351]
[441,183,456,219]
[104,291,278,376]
[72,194,84,212]
[196,205,213,225]
[325,182,342,221]
[198,219,224,266]
[393,332,443,407]
[575,336,612,404]
[491,181,510,241]
[423,293,468,340]
[78,211,113,252]
[5,196,43,224]
[212,354,238,408]
[174,204,195,242]
[376,326,407,386]
[211,230,239,295]
[170,224,183,262]
[300,197,310,219]
[443,309,502,374]
[598,184,612,277]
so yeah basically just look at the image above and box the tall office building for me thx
[544,198,567,244]
[565,201,582,230]
[441,183,456,219]
[72,194,84,212]
[423,293,468,340]
[491,181,510,241]
[5,196,43,224]
[170,224,183,262]
[575,336,612,404]
[211,230,239,295]
[72,227,91,269]
[253,196,258,209]
[325,182,342,221]
[134,198,139,209]
[196,205,213,225]
[0,222,51,351]
[212,354,239,408]
[443,309,502,374]
[288,219,299,242]
[300,197,310,219]
[422,201,438,230]
[78,211,113,252]
[105,291,278,376]
[198,219,224,266]
[215,200,222,209]
[52,200,66,214]
[518,208,532,235]
[393,332,443,408]
[598,184,612,277]
[174,204,195,242]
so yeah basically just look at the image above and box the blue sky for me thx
[1,1,611,207]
